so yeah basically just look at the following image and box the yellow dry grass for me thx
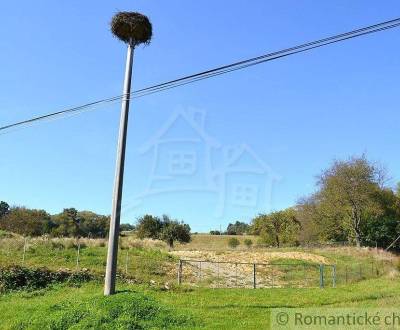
[175,234,258,251]
[170,250,329,264]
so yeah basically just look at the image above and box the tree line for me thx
[249,155,400,250]
[0,203,191,247]
[210,221,250,235]
[0,206,110,238]
[2,155,398,249]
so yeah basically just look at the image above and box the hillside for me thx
[0,233,399,329]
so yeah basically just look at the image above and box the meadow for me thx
[0,233,399,329]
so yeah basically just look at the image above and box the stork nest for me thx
[111,12,152,45]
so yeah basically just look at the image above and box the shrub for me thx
[228,238,240,249]
[0,230,13,238]
[244,238,253,248]
[0,266,92,292]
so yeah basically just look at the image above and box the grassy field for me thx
[2,277,400,329]
[0,234,399,329]
[0,236,177,284]
[1,235,394,288]
[175,234,259,251]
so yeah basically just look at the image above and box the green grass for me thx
[1,277,400,329]
[0,282,196,329]
[148,277,400,329]
[1,235,399,328]
[312,247,396,285]
[1,237,395,289]
[0,243,177,284]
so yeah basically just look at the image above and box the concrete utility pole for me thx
[104,41,134,296]
[104,12,152,296]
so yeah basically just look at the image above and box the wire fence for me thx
[177,258,393,289]
[0,237,395,289]
[0,236,176,283]
[0,237,106,272]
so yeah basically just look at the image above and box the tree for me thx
[120,223,135,232]
[0,207,53,236]
[314,156,386,247]
[0,201,9,219]
[51,208,82,238]
[136,215,163,239]
[251,208,300,247]
[136,214,191,248]
[228,237,240,249]
[77,211,110,238]
[226,221,249,235]
[160,220,191,248]
[360,188,400,249]
[296,194,349,244]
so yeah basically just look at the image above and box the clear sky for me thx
[1,1,399,232]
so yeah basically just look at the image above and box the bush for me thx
[244,239,253,248]
[0,266,92,292]
[0,230,13,238]
[228,238,240,249]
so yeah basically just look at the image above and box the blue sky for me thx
[1,1,399,232]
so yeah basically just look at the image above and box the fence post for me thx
[217,262,220,288]
[253,263,256,289]
[319,264,324,288]
[125,250,129,275]
[199,261,202,282]
[235,263,238,287]
[22,237,27,264]
[76,242,81,271]
[177,260,182,285]
[271,265,274,288]
[345,266,348,284]
[332,265,336,288]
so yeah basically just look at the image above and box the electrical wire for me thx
[1,17,400,134]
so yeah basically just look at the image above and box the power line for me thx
[1,98,123,135]
[0,96,123,134]
[1,17,400,134]
[131,17,400,97]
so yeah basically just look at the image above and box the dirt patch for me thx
[171,250,328,288]
[171,250,329,264]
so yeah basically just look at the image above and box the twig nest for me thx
[111,12,152,45]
